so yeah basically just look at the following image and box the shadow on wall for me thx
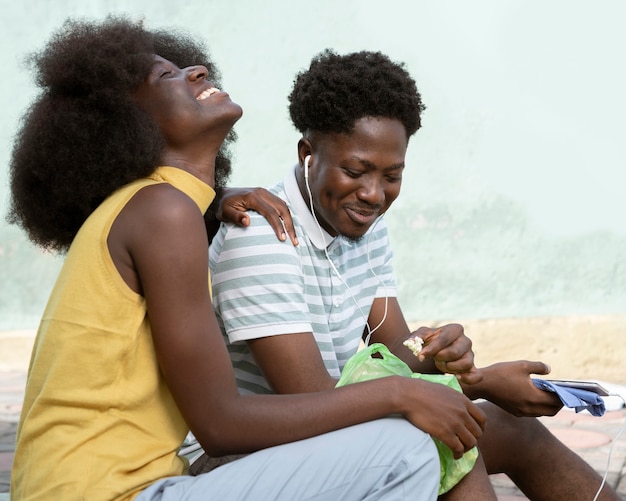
[390,193,626,321]
[0,226,62,330]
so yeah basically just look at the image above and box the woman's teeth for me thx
[197,88,220,100]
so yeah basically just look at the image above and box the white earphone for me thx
[304,155,311,178]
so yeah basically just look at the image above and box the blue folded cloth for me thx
[533,379,606,416]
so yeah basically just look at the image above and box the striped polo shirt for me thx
[209,165,397,394]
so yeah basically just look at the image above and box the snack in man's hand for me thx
[403,336,424,357]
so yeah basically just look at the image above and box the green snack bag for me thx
[336,343,478,495]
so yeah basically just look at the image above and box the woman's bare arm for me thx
[113,184,484,459]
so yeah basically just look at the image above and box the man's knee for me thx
[477,402,558,474]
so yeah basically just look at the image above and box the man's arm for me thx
[248,333,338,393]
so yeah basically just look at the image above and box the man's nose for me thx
[357,178,385,205]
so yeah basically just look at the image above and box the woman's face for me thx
[133,55,242,148]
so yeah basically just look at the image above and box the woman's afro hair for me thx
[288,49,425,137]
[6,16,234,253]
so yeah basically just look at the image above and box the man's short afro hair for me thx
[288,49,425,138]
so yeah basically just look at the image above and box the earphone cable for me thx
[303,159,388,344]
[592,393,626,501]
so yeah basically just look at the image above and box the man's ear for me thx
[297,137,313,170]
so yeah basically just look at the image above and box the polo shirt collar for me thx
[284,164,336,250]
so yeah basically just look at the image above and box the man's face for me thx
[306,117,408,241]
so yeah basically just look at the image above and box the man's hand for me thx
[216,187,298,245]
[467,360,563,417]
[412,324,482,385]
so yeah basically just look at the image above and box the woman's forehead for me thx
[152,54,175,67]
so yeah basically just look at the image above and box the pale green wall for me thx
[1,0,625,329]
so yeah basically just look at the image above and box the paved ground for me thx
[1,333,625,499]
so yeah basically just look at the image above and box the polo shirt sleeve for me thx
[209,213,312,343]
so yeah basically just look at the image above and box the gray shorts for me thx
[136,417,440,500]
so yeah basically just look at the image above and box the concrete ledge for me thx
[3,314,626,385]
[410,314,626,386]
[0,331,35,373]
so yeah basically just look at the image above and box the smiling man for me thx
[207,50,620,500]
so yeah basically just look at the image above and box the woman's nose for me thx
[186,65,209,81]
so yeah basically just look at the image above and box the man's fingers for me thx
[528,361,551,376]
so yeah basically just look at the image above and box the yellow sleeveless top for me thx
[11,167,214,500]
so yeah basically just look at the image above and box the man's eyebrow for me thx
[353,156,405,171]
